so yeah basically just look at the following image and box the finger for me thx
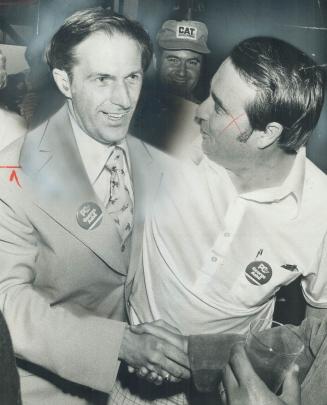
[136,366,150,378]
[151,319,182,334]
[162,341,190,369]
[222,363,239,394]
[228,343,257,385]
[127,366,136,373]
[145,371,160,383]
[218,381,227,405]
[131,322,181,341]
[143,324,188,353]
[130,324,146,335]
[280,364,301,405]
[159,357,190,380]
[153,375,164,386]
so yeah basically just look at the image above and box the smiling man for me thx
[155,20,210,103]
[124,37,327,404]
[0,8,190,405]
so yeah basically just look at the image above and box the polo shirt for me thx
[130,148,327,335]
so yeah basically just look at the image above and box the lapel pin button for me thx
[76,202,103,230]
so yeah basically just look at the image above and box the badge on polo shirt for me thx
[176,24,197,40]
[76,202,103,230]
[245,261,272,285]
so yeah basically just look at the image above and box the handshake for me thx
[118,320,190,385]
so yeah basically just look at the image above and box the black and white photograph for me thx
[0,1,326,404]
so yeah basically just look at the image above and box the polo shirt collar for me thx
[240,147,306,208]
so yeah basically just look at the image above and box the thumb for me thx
[280,364,301,405]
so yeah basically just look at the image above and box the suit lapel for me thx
[20,105,127,275]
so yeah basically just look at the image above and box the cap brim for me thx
[158,39,210,54]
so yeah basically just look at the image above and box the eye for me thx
[214,104,224,115]
[187,59,200,67]
[95,76,110,85]
[127,73,142,83]
[167,57,180,66]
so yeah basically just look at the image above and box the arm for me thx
[0,187,190,392]
[305,303,327,320]
[0,194,126,393]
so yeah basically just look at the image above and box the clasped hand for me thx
[119,319,190,385]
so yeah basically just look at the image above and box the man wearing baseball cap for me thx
[156,19,210,102]
[131,20,209,158]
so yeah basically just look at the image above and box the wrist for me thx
[119,325,132,362]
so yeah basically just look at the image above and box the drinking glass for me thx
[245,318,304,393]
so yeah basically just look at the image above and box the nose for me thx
[195,97,210,123]
[110,81,131,110]
[175,61,187,78]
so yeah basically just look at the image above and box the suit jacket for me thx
[0,104,167,404]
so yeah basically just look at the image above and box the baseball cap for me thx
[157,20,210,54]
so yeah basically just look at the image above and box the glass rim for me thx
[246,318,305,357]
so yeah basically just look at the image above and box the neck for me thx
[227,148,297,194]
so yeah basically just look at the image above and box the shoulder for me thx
[305,157,327,195]
[128,134,181,170]
[0,108,26,151]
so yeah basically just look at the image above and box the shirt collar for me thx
[69,111,129,184]
[240,147,306,207]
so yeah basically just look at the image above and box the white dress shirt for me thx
[130,148,327,335]
[69,113,133,204]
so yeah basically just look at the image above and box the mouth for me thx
[172,79,188,85]
[101,111,130,123]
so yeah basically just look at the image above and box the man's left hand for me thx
[221,344,301,405]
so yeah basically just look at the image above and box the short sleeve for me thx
[302,231,327,308]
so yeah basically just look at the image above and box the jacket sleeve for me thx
[0,188,126,394]
[188,332,244,392]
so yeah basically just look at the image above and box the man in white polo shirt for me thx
[114,36,327,404]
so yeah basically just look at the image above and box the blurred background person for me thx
[0,48,26,150]
[131,19,210,159]
[155,19,209,103]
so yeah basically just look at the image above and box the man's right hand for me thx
[119,323,190,383]
[221,344,301,405]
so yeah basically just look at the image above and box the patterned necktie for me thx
[104,146,133,246]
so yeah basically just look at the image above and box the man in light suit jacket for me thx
[0,8,189,405]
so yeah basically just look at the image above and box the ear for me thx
[52,68,72,98]
[257,122,283,149]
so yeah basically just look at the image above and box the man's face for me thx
[196,58,258,170]
[158,49,202,97]
[67,32,143,144]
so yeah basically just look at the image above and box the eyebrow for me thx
[211,91,229,113]
[87,69,143,80]
[166,54,201,62]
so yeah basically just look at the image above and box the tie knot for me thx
[106,146,125,174]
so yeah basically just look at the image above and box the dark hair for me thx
[47,8,153,77]
[230,37,325,152]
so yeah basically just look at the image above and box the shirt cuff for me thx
[189,333,244,392]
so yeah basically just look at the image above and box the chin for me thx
[100,128,128,144]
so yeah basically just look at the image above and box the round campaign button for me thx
[76,202,103,230]
[245,261,272,286]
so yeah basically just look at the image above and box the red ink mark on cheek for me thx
[220,113,245,136]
